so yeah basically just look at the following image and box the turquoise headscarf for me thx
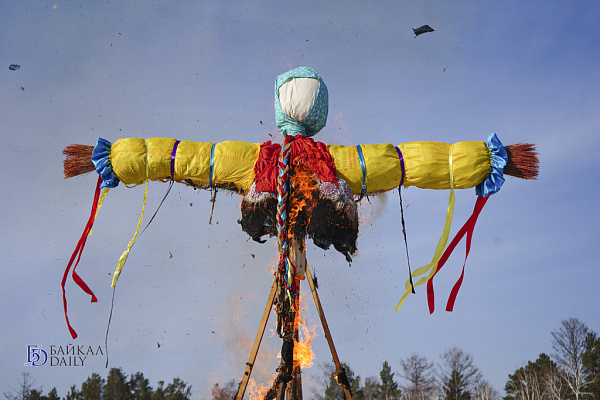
[274,66,328,137]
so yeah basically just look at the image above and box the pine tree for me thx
[377,361,401,400]
[65,385,81,400]
[28,389,46,400]
[164,378,192,400]
[47,388,61,400]
[439,347,481,398]
[102,368,130,400]
[583,332,600,400]
[444,370,471,400]
[151,381,166,400]
[130,372,153,400]
[80,373,104,400]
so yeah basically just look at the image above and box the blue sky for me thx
[2,0,599,398]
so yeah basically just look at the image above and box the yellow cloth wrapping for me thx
[327,141,491,193]
[108,138,491,194]
[110,138,260,193]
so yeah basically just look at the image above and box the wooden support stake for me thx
[235,278,278,400]
[286,239,305,400]
[306,264,353,400]
[286,275,303,400]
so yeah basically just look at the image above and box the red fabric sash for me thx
[254,135,337,193]
[62,176,101,339]
[427,195,489,313]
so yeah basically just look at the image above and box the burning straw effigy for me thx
[62,67,538,400]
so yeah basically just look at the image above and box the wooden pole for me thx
[305,264,353,400]
[235,252,352,400]
[286,239,305,400]
[286,277,303,400]
[235,278,278,400]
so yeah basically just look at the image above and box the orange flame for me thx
[293,292,317,369]
[288,162,318,240]
[246,377,273,400]
[288,197,307,237]
[293,323,316,369]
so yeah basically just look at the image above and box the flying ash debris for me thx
[413,25,435,37]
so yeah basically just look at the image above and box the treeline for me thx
[7,318,600,400]
[504,317,600,400]
[214,317,600,400]
[306,348,492,400]
[212,347,495,400]
[4,368,191,400]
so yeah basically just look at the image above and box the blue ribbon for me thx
[356,145,367,198]
[92,138,120,189]
[476,133,508,197]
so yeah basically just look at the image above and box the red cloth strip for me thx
[254,135,337,193]
[427,195,489,314]
[61,175,102,339]
[445,195,489,311]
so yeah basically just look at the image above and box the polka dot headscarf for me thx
[274,66,328,137]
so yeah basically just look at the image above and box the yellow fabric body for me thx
[327,144,402,194]
[109,138,491,194]
[399,141,490,190]
[110,138,260,193]
[327,141,490,193]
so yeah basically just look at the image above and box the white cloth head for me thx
[278,77,320,122]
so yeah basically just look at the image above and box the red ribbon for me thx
[61,175,101,339]
[427,195,489,314]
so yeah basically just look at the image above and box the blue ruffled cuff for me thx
[476,133,508,197]
[91,138,120,188]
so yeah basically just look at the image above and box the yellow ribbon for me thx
[395,144,456,311]
[111,140,149,288]
[88,188,110,237]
